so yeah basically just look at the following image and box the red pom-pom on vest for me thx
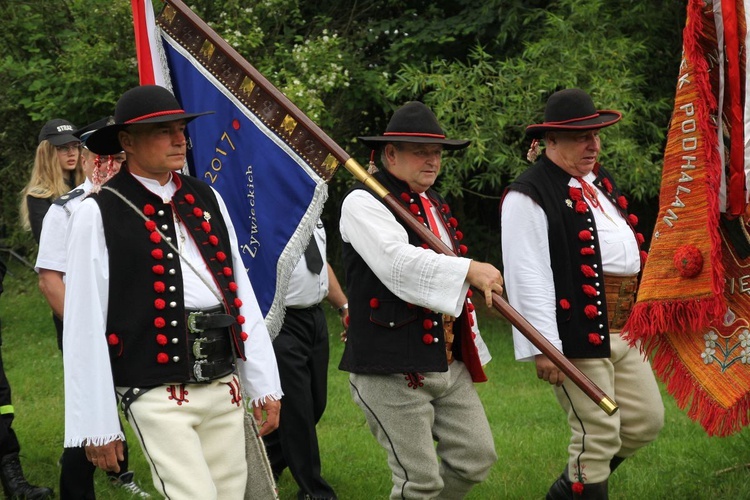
[150,232,162,244]
[578,230,592,241]
[156,334,167,346]
[588,333,603,345]
[154,281,165,293]
[154,299,166,310]
[617,196,628,209]
[154,317,166,328]
[184,194,195,204]
[193,207,203,217]
[572,482,585,494]
[559,299,571,310]
[151,249,163,259]
[143,204,155,216]
[569,187,583,201]
[602,178,613,193]
[107,334,119,345]
[422,334,434,345]
[575,200,588,213]
[582,284,598,297]
[157,352,169,364]
[370,298,380,309]
[216,251,227,262]
[145,220,157,231]
[584,305,598,319]
[581,265,596,278]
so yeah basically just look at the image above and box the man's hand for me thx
[84,440,124,473]
[466,261,504,307]
[252,399,281,437]
[535,354,566,386]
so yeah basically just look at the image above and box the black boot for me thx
[0,453,54,499]
[546,468,608,499]
[609,456,626,473]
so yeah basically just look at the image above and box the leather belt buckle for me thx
[187,311,205,334]
[192,337,209,359]
[193,359,210,382]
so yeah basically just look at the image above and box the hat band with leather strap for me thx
[125,109,187,124]
[603,274,638,332]
[546,113,600,125]
[384,132,446,139]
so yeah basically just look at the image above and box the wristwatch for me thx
[337,303,349,315]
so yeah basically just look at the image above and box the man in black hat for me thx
[339,101,502,498]
[501,88,663,499]
[61,85,282,499]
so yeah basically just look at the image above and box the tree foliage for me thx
[0,0,686,263]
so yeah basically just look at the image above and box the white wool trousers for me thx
[553,334,664,484]
[117,373,247,499]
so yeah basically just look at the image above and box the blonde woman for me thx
[20,119,84,243]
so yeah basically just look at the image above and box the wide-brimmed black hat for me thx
[358,101,470,150]
[38,119,79,146]
[525,88,622,139]
[85,85,213,155]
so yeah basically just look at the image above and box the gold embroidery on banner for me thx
[240,77,255,96]
[162,5,176,24]
[282,115,297,136]
[322,154,339,175]
[200,40,215,60]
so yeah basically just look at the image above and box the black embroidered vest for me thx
[339,169,478,375]
[94,167,246,387]
[505,155,644,358]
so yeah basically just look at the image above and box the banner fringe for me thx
[643,334,750,436]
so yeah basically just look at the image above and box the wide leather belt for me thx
[603,274,638,332]
[185,306,236,383]
[443,314,455,365]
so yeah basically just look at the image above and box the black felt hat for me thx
[525,89,622,139]
[85,85,213,155]
[358,101,470,150]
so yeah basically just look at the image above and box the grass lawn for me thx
[1,258,750,499]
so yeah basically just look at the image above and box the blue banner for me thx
[159,31,327,337]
